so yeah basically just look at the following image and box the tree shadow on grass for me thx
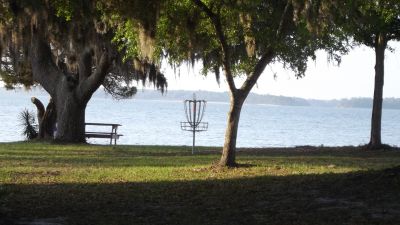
[1,167,399,225]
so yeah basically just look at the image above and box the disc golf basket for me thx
[181,94,208,154]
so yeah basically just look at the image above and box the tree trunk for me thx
[368,34,387,149]
[54,78,87,143]
[219,93,245,167]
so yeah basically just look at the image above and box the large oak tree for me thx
[0,0,166,142]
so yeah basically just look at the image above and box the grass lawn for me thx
[0,142,399,225]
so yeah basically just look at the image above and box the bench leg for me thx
[110,135,117,145]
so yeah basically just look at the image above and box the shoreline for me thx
[1,141,399,152]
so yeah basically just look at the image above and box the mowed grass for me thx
[0,142,400,225]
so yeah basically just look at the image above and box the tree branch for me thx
[240,50,274,95]
[30,32,62,96]
[78,48,93,83]
[240,0,291,96]
[192,0,237,93]
[78,50,111,104]
[31,97,45,123]
[276,0,291,39]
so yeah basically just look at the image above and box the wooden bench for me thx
[85,123,123,145]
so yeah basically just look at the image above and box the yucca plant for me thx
[19,109,38,140]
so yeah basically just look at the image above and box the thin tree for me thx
[151,0,347,166]
[336,0,400,149]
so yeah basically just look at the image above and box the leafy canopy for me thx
[113,0,347,84]
[336,0,400,46]
[0,0,166,97]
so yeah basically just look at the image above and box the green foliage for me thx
[97,0,162,62]
[337,0,400,46]
[0,2,12,24]
[111,18,140,61]
[50,0,78,21]
[152,0,347,80]
[0,64,34,89]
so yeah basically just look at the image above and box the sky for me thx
[162,42,400,100]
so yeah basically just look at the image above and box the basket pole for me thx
[192,99,196,154]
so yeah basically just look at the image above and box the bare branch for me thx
[276,0,292,39]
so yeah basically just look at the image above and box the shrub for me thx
[19,109,38,140]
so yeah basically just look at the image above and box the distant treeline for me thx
[308,98,400,109]
[2,87,400,109]
[133,90,400,109]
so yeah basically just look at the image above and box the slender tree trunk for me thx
[368,34,387,149]
[219,92,245,167]
[192,0,278,167]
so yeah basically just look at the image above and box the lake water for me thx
[1,89,399,147]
